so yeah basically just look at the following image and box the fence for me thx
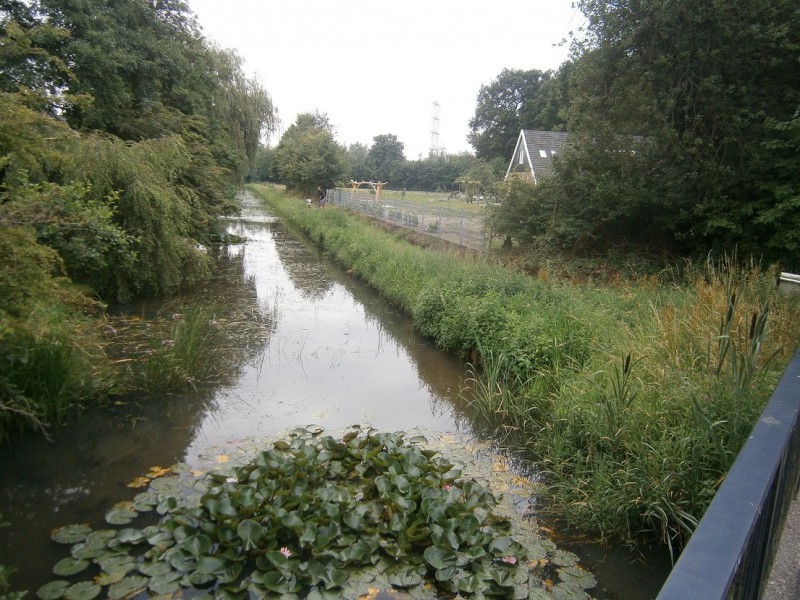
[326,189,488,251]
[657,348,800,599]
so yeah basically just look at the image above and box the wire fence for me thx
[326,189,489,251]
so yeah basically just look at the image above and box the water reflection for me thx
[0,192,471,592]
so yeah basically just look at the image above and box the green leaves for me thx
[39,427,593,598]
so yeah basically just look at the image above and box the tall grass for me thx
[0,305,113,442]
[105,306,232,394]
[252,184,800,558]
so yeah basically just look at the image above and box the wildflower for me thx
[279,546,292,558]
[162,339,175,347]
[226,476,238,483]
[501,556,517,565]
[171,313,182,321]
[443,484,453,491]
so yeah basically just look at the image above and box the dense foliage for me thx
[468,68,569,160]
[271,112,347,197]
[0,1,274,435]
[489,0,800,269]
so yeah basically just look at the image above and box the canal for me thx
[0,192,670,598]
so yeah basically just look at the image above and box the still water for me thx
[0,192,670,597]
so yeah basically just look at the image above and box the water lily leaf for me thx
[386,563,425,588]
[148,571,183,595]
[63,581,101,600]
[70,543,105,560]
[558,565,597,589]
[126,476,151,488]
[96,555,136,582]
[51,524,92,544]
[423,545,457,570]
[147,465,172,478]
[52,557,90,576]
[150,477,181,493]
[182,533,212,558]
[237,519,263,551]
[104,503,137,525]
[116,528,145,545]
[85,529,118,547]
[552,548,580,568]
[107,575,148,600]
[196,555,227,575]
[457,574,482,593]
[132,491,159,511]
[36,580,70,600]
[138,560,172,577]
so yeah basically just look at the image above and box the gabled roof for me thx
[504,130,569,183]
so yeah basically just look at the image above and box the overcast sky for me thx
[187,1,584,159]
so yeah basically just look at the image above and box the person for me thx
[317,186,326,208]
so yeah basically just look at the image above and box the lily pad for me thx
[107,575,149,600]
[36,580,70,600]
[104,503,137,525]
[63,581,101,600]
[558,565,597,590]
[52,557,90,576]
[51,524,92,544]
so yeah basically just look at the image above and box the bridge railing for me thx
[657,348,800,600]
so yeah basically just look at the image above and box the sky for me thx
[187,1,585,159]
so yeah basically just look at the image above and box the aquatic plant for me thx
[39,427,596,599]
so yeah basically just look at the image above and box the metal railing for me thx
[657,348,800,599]
[326,189,488,251]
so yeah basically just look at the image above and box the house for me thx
[504,129,568,184]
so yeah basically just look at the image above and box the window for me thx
[550,149,558,156]
[519,149,524,164]
[539,149,548,158]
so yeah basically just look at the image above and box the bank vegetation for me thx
[251,184,800,557]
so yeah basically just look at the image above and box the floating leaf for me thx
[237,519,263,551]
[51,524,92,544]
[423,545,457,570]
[107,575,148,600]
[148,571,182,595]
[104,502,137,525]
[147,465,172,478]
[558,565,598,589]
[52,557,90,576]
[70,543,105,560]
[126,476,150,488]
[63,581,101,600]
[386,563,425,588]
[115,528,145,544]
[36,580,70,600]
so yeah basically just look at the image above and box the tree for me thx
[345,142,370,183]
[513,0,800,265]
[367,134,405,183]
[468,68,567,161]
[273,112,348,196]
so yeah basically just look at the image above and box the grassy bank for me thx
[250,183,800,556]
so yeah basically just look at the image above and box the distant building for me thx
[504,129,568,184]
